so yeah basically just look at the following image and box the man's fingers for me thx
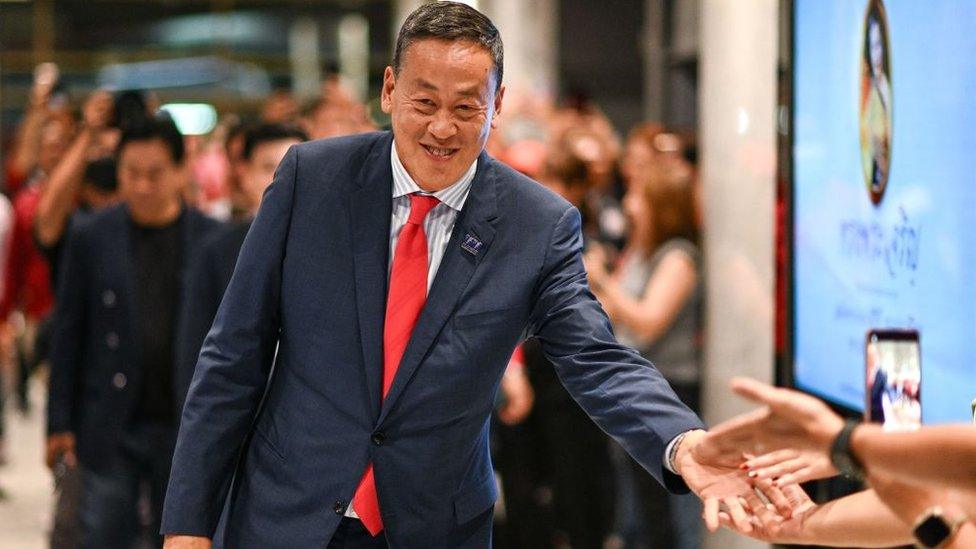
[723,496,753,533]
[703,497,721,532]
[754,478,794,518]
[743,489,779,529]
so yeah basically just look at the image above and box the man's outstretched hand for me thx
[673,430,795,533]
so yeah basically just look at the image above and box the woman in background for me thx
[585,164,703,549]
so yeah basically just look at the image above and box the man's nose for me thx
[427,111,458,141]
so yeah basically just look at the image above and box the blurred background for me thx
[1,0,972,548]
[0,1,772,548]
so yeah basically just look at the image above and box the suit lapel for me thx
[350,134,394,420]
[378,151,498,425]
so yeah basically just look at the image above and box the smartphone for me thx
[865,329,921,430]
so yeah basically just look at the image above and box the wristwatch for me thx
[829,418,865,481]
[913,506,967,548]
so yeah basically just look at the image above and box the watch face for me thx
[915,515,952,547]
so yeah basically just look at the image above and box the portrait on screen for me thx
[859,0,893,205]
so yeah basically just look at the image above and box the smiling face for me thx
[381,38,504,191]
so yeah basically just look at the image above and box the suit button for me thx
[106,332,120,350]
[102,290,116,307]
[371,432,386,446]
[333,501,345,515]
[112,373,127,390]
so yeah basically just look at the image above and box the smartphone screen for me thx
[865,330,921,430]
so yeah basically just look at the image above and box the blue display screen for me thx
[792,0,976,423]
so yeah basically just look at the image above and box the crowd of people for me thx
[0,54,703,548]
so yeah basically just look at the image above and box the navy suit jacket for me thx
[161,132,704,547]
[174,220,251,416]
[47,204,219,468]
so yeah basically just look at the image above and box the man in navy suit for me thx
[162,4,767,548]
[47,113,220,548]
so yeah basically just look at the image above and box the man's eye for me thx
[418,99,435,107]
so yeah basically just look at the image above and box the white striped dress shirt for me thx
[388,141,477,290]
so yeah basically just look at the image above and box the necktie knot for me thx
[407,193,440,225]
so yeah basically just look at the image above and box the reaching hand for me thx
[45,432,76,470]
[743,449,838,486]
[677,431,795,533]
[30,62,59,109]
[717,480,820,545]
[705,378,845,459]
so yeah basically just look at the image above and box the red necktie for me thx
[352,193,440,536]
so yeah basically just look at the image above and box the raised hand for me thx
[705,377,845,458]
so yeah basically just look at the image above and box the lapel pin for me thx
[461,233,483,256]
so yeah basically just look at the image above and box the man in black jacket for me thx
[47,113,220,548]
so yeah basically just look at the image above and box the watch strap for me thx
[829,418,865,481]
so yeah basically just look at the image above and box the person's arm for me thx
[161,147,297,542]
[705,378,976,492]
[10,100,49,181]
[868,473,976,549]
[35,91,113,247]
[723,486,914,547]
[528,206,778,533]
[590,247,697,345]
[852,424,976,491]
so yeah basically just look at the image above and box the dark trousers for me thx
[327,518,389,549]
[79,421,175,549]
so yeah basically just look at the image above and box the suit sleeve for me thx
[47,218,88,435]
[161,147,298,536]
[528,206,705,493]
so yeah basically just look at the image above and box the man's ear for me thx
[380,66,396,115]
[490,84,505,129]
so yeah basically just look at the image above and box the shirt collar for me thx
[391,140,476,212]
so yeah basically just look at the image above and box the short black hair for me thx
[117,112,185,164]
[83,157,118,193]
[242,123,308,161]
[394,1,503,90]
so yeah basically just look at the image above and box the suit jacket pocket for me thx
[253,426,286,462]
[453,471,498,524]
[454,306,521,330]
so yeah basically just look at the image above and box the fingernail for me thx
[748,471,757,478]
